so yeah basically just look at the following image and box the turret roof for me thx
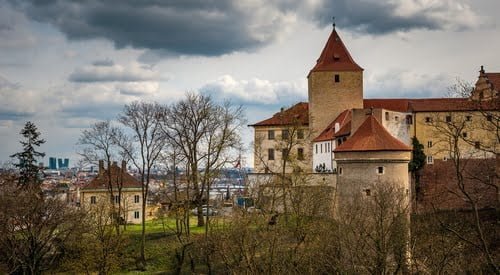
[310,29,363,73]
[335,115,411,152]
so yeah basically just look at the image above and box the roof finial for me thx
[480,65,485,74]
[332,16,336,30]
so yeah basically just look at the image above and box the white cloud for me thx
[200,75,306,104]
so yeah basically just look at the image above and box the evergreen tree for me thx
[10,121,45,186]
[408,137,426,199]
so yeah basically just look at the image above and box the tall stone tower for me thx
[308,26,364,137]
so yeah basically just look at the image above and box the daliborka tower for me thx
[308,24,364,137]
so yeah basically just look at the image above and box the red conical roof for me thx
[310,29,363,73]
[335,115,410,152]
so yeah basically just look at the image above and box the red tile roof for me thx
[310,29,363,73]
[313,110,351,142]
[335,115,411,152]
[83,163,141,190]
[250,102,309,127]
[363,99,410,112]
[334,121,351,137]
[364,98,498,112]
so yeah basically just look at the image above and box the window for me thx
[427,141,433,148]
[315,144,318,154]
[475,141,481,149]
[466,115,472,121]
[425,117,432,123]
[268,149,275,160]
[364,189,371,196]
[462,132,467,138]
[377,166,384,175]
[487,115,493,121]
[338,167,343,175]
[427,155,434,164]
[394,116,399,121]
[334,74,340,83]
[134,211,140,219]
[282,149,289,160]
[268,130,275,140]
[385,112,389,121]
[114,195,120,204]
[338,139,342,146]
[90,196,96,204]
[320,143,323,153]
[134,195,140,203]
[297,129,304,139]
[406,115,413,125]
[297,148,304,160]
[281,129,289,140]
[446,115,452,122]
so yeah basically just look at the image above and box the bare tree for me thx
[162,93,244,227]
[114,101,166,269]
[424,81,499,273]
[78,120,126,233]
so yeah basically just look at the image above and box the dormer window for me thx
[333,54,340,61]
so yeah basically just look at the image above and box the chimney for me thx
[121,160,127,173]
[98,160,104,174]
[113,161,118,167]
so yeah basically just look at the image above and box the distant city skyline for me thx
[1,0,500,167]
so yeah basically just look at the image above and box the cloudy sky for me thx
[1,0,499,168]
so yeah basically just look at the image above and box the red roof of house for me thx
[83,163,141,190]
[335,115,411,152]
[313,109,351,142]
[310,29,363,73]
[250,102,309,127]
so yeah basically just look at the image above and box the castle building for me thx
[250,26,499,211]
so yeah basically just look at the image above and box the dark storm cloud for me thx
[10,0,284,56]
[295,0,479,34]
[7,0,480,57]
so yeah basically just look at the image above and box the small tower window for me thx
[462,132,468,138]
[466,115,472,121]
[90,196,96,204]
[406,115,413,125]
[364,189,371,196]
[377,166,384,175]
[385,112,389,121]
[474,141,481,149]
[425,117,432,123]
[446,115,452,122]
[338,167,343,175]
[334,74,340,83]
[427,141,432,148]
[395,116,399,121]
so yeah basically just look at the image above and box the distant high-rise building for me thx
[49,157,57,170]
[58,158,69,169]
